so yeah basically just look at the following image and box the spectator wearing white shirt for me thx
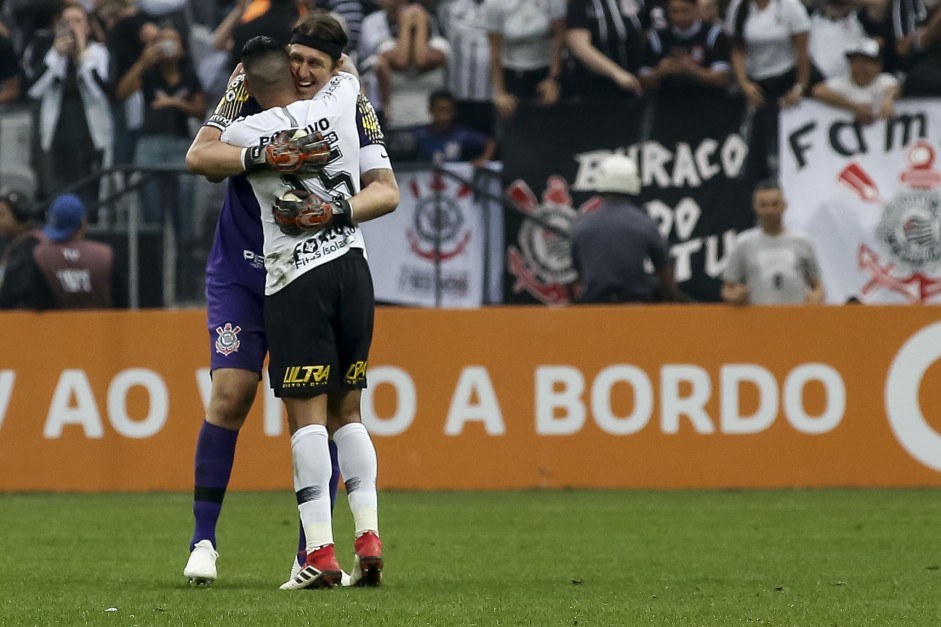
[809,0,868,79]
[811,38,900,124]
[359,0,450,130]
[726,0,813,179]
[484,0,566,119]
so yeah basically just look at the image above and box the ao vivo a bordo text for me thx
[0,362,845,439]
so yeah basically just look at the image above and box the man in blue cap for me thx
[19,193,128,309]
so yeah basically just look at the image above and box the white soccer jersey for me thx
[221,72,364,295]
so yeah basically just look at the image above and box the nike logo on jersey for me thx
[380,152,388,158]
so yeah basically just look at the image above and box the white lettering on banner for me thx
[362,366,416,437]
[107,369,168,438]
[572,135,747,193]
[720,365,778,434]
[783,364,845,433]
[0,370,14,433]
[530,363,844,436]
[661,365,715,434]
[591,365,653,435]
[535,366,586,435]
[886,323,941,471]
[44,369,104,438]
[444,367,505,436]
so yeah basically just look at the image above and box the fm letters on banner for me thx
[780,99,941,304]
[500,94,756,304]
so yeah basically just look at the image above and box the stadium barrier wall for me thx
[2,305,941,492]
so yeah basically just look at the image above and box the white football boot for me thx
[183,540,219,586]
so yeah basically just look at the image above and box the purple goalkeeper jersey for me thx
[205,174,266,289]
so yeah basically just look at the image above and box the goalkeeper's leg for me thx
[184,368,259,585]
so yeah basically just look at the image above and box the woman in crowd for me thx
[726,0,813,178]
[484,0,566,119]
[26,1,113,214]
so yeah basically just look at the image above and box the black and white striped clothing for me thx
[891,0,927,40]
[566,0,647,97]
[316,0,365,55]
[439,0,493,102]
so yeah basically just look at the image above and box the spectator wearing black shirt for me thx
[213,0,299,71]
[565,0,647,100]
[0,29,19,102]
[117,27,205,243]
[640,0,731,97]
[0,189,42,309]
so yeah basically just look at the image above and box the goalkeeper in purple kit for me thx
[182,12,396,588]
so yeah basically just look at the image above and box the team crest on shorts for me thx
[214,323,241,356]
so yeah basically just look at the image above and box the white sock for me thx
[291,424,334,552]
[334,422,379,536]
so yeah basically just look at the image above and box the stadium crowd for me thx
[0,0,939,308]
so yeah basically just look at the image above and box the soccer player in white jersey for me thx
[211,25,397,589]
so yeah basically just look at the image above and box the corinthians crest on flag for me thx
[780,100,941,304]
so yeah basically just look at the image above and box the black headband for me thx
[289,33,343,60]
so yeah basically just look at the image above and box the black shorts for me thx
[265,249,374,398]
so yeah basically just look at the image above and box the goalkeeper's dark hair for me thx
[292,10,349,53]
[241,36,294,98]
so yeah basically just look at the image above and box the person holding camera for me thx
[116,25,206,293]
[25,1,113,214]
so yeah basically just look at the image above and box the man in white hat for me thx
[569,154,678,303]
[810,38,901,124]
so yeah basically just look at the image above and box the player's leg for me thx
[184,281,265,585]
[266,269,343,590]
[328,390,382,587]
[328,248,382,587]
[280,395,342,590]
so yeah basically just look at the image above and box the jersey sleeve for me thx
[205,73,253,131]
[356,93,386,148]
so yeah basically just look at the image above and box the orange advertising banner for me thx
[1,305,941,492]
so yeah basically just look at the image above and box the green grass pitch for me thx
[1,489,940,626]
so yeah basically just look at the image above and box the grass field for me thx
[2,489,941,626]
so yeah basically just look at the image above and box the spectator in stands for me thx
[104,0,159,167]
[0,27,20,102]
[39,193,128,308]
[565,0,647,100]
[412,88,496,166]
[303,0,365,55]
[0,189,42,309]
[26,1,113,213]
[900,3,941,96]
[118,26,205,253]
[359,0,450,130]
[700,0,720,24]
[722,179,824,306]
[484,0,566,119]
[639,0,732,97]
[214,0,300,70]
[809,0,869,80]
[812,38,900,123]
[570,154,677,304]
[438,0,496,136]
[29,194,126,309]
[726,0,813,179]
